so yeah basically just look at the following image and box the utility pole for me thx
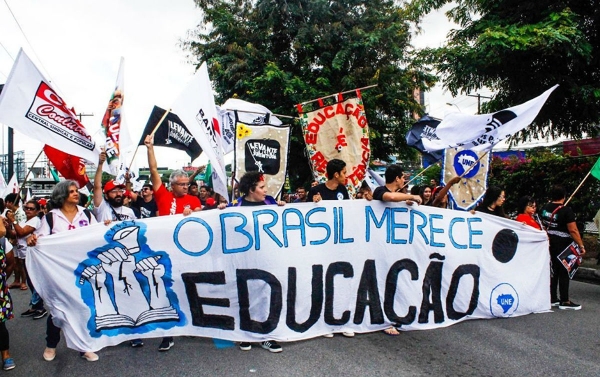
[467,93,492,114]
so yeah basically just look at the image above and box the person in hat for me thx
[93,152,137,222]
[127,183,158,219]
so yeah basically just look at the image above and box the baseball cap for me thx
[103,180,126,194]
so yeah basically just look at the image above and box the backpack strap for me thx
[45,212,54,235]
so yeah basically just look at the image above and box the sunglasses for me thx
[24,207,37,211]
[142,187,151,191]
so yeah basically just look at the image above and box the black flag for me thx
[139,106,202,161]
[406,115,444,163]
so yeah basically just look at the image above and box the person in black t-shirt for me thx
[128,183,158,218]
[373,164,422,204]
[308,159,353,202]
[540,185,585,310]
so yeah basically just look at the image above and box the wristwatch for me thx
[12,221,17,225]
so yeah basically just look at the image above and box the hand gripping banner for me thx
[298,96,370,197]
[234,122,291,199]
[442,147,491,210]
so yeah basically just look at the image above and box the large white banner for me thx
[0,49,99,162]
[28,201,549,352]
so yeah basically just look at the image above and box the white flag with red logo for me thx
[170,62,228,199]
[1,174,19,198]
[0,49,99,162]
[101,57,127,175]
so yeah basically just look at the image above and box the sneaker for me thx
[2,358,15,371]
[342,331,355,337]
[322,333,334,338]
[558,301,582,310]
[261,341,282,353]
[551,301,560,307]
[130,339,144,348]
[239,342,252,351]
[158,339,174,351]
[42,348,56,362]
[33,309,48,319]
[21,308,36,317]
[80,352,99,362]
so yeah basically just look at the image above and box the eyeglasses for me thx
[173,182,190,187]
[24,207,36,211]
[142,187,150,191]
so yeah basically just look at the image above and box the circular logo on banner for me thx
[489,283,519,318]
[453,150,480,179]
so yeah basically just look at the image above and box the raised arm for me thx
[432,176,461,207]
[145,134,163,191]
[93,151,107,208]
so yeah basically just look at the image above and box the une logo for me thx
[489,283,519,318]
[453,150,480,179]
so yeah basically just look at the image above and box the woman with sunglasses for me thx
[8,201,47,319]
[515,196,543,230]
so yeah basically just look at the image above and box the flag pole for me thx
[14,148,45,206]
[298,85,378,106]
[128,109,171,173]
[402,164,436,188]
[459,150,490,179]
[227,109,297,120]
[564,170,591,206]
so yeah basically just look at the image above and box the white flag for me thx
[2,174,19,198]
[423,85,558,152]
[0,170,7,194]
[101,57,131,176]
[170,62,228,199]
[0,49,100,162]
[219,98,283,154]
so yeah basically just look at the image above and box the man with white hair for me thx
[144,134,201,351]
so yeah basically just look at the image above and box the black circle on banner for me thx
[492,229,519,263]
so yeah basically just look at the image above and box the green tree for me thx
[183,0,437,188]
[409,0,599,141]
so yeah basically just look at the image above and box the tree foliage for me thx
[408,0,600,141]
[489,152,600,222]
[183,0,437,188]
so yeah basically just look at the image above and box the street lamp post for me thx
[446,102,461,112]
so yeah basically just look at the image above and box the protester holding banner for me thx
[474,186,507,218]
[0,218,15,371]
[540,185,585,310]
[93,152,137,222]
[145,134,201,351]
[222,171,284,352]
[27,180,99,362]
[307,159,351,202]
[372,164,422,336]
[515,196,543,230]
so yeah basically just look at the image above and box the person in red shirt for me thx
[145,135,201,217]
[515,196,543,230]
[143,134,201,351]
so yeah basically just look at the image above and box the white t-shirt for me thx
[16,216,41,258]
[36,207,98,236]
[93,199,137,222]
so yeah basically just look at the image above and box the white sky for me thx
[0,1,504,172]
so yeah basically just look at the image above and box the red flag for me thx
[44,145,90,188]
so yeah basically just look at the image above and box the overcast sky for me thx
[0,0,491,171]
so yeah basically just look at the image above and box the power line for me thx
[0,40,14,61]
[2,0,58,86]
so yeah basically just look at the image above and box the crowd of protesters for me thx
[0,150,589,369]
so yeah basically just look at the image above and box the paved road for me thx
[4,281,600,376]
